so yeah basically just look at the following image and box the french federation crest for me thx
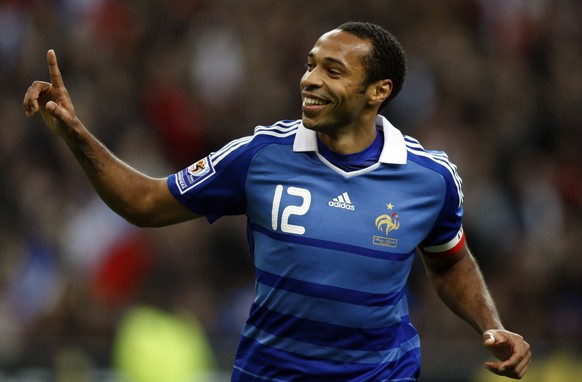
[373,203,400,248]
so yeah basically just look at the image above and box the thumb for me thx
[483,331,496,346]
[44,100,76,135]
[46,100,59,114]
[45,100,68,121]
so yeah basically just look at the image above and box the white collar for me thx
[292,115,407,164]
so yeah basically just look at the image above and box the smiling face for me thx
[300,30,382,136]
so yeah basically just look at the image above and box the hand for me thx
[23,49,78,137]
[483,329,531,379]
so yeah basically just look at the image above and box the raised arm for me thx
[419,242,531,379]
[23,50,199,227]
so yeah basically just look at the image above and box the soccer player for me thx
[24,21,530,381]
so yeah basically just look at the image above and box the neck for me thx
[317,118,378,155]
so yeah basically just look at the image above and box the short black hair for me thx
[337,21,407,111]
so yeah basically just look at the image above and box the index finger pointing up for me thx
[47,49,64,88]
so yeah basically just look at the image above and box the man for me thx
[24,21,530,381]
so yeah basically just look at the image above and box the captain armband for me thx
[421,227,465,259]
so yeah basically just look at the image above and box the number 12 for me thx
[271,185,311,235]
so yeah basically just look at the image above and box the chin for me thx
[301,116,322,131]
[301,116,313,128]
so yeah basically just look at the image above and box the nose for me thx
[300,67,323,90]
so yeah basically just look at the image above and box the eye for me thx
[325,67,343,78]
[305,62,314,71]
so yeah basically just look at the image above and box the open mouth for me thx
[303,96,330,106]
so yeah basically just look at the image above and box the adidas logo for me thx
[328,192,356,210]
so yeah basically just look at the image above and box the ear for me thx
[367,79,393,108]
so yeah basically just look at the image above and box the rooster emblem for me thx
[375,212,400,236]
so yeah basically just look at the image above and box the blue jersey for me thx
[168,115,464,381]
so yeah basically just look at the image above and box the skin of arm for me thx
[23,50,199,227]
[419,242,532,379]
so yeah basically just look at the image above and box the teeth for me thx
[304,97,326,106]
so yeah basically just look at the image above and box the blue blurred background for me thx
[1,0,581,381]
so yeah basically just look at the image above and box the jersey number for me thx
[271,185,311,234]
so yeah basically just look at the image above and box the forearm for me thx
[61,119,176,226]
[23,50,191,226]
[422,247,503,334]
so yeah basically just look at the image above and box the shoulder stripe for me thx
[253,130,298,139]
[274,119,302,128]
[210,121,299,166]
[254,119,301,133]
[404,136,464,206]
[210,136,253,165]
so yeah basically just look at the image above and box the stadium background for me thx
[1,0,581,380]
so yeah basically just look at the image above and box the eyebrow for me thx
[307,52,347,69]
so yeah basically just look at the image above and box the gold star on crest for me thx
[387,203,394,210]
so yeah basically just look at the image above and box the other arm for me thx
[23,50,199,227]
[419,242,531,379]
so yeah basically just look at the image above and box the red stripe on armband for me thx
[421,227,465,259]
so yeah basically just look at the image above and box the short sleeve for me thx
[418,151,465,258]
[167,137,258,223]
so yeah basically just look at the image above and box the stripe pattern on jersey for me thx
[403,136,464,207]
[169,119,461,380]
[209,120,300,166]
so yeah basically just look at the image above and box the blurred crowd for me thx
[1,0,581,380]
